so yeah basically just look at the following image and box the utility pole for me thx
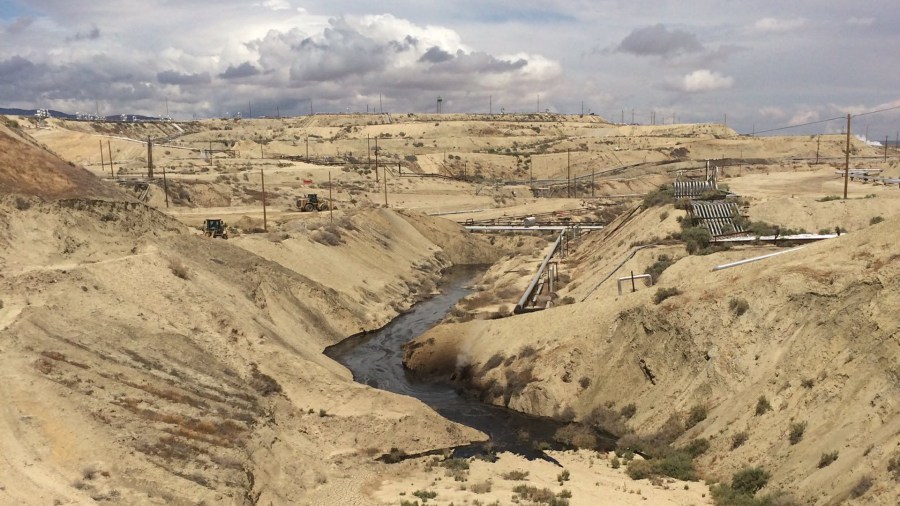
[815,136,820,165]
[383,164,388,207]
[844,114,851,200]
[885,136,889,162]
[379,94,383,114]
[107,141,114,178]
[567,149,571,198]
[306,135,309,160]
[99,140,106,175]
[375,136,379,183]
[367,134,371,173]
[260,168,267,231]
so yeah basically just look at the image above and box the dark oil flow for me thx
[325,265,613,459]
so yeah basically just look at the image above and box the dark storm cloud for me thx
[617,24,703,57]
[419,46,454,63]
[157,70,212,85]
[219,62,260,79]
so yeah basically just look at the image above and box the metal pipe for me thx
[617,274,652,295]
[515,230,564,313]
[711,246,806,272]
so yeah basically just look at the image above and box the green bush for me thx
[626,451,697,481]
[654,287,681,304]
[680,226,711,254]
[683,438,710,457]
[643,186,675,207]
[731,467,770,495]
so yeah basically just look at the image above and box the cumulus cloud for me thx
[678,69,734,93]
[68,24,101,41]
[758,106,786,119]
[788,110,819,125]
[617,24,703,57]
[753,17,806,33]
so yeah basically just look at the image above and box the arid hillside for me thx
[0,129,507,504]
[406,202,900,505]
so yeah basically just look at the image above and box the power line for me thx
[751,104,900,136]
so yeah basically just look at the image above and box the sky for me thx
[1,0,899,137]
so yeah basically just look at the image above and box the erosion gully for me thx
[325,265,614,461]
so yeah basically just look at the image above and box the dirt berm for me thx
[405,205,900,505]
[0,125,510,504]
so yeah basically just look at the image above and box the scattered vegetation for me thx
[732,431,749,449]
[626,450,696,481]
[870,216,884,225]
[620,403,637,419]
[680,226,712,254]
[788,421,807,445]
[850,475,873,498]
[557,469,570,484]
[710,467,782,506]
[643,186,676,207]
[501,470,529,481]
[731,467,771,495]
[889,452,900,481]
[729,297,750,316]
[817,195,842,202]
[653,287,681,304]
[646,254,675,285]
[412,489,437,502]
[817,451,838,468]
[511,484,570,505]
[685,404,707,429]
[167,257,191,280]
[800,378,815,389]
[755,396,772,416]
[683,438,710,457]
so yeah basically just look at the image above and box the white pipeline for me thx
[711,246,807,271]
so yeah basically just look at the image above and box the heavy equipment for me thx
[295,193,331,212]
[202,219,228,239]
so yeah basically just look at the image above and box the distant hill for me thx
[0,107,161,122]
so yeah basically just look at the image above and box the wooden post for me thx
[367,134,371,174]
[383,163,388,207]
[375,137,379,183]
[147,137,154,179]
[107,141,114,178]
[99,140,106,175]
[815,136,820,165]
[162,163,169,208]
[631,270,636,292]
[261,168,267,232]
[844,114,851,200]
[567,149,571,198]
[328,171,333,224]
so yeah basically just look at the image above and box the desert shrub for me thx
[788,421,807,445]
[870,216,884,225]
[470,480,492,494]
[817,195,842,202]
[557,469,570,484]
[249,364,282,395]
[15,196,31,210]
[586,406,627,436]
[646,254,674,285]
[850,475,873,498]
[685,405,707,429]
[729,297,749,316]
[311,228,342,246]
[626,451,696,481]
[554,424,597,449]
[620,403,637,419]
[501,470,529,481]
[578,376,591,389]
[559,296,576,305]
[611,456,621,469]
[653,287,681,304]
[412,489,437,501]
[732,431,749,449]
[889,453,900,481]
[680,226,712,254]
[732,467,770,495]
[167,257,190,280]
[755,396,772,416]
[683,438,710,457]
[643,186,675,207]
[817,451,838,468]
[800,378,815,389]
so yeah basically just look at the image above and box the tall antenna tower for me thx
[437,96,443,114]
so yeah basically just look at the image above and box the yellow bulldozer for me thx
[295,193,331,212]
[202,218,228,239]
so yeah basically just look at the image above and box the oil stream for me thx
[325,266,614,459]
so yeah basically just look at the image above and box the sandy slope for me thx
[406,205,900,505]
